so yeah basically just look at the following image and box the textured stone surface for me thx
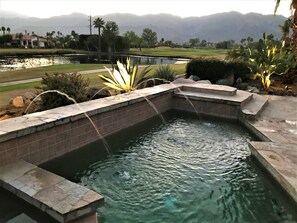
[246,95,297,206]
[241,93,268,119]
[181,84,237,96]
[0,160,104,223]
[175,87,252,105]
[249,142,297,203]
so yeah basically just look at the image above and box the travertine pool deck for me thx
[246,96,297,205]
[249,142,297,203]
[0,160,104,223]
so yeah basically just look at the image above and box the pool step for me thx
[241,94,268,119]
[175,84,253,105]
[180,84,237,96]
[0,160,104,223]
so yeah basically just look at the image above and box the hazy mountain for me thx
[0,11,287,43]
[0,10,29,18]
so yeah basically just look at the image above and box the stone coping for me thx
[175,87,253,105]
[0,160,104,223]
[249,142,297,204]
[181,84,237,96]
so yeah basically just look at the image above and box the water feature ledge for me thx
[0,160,104,223]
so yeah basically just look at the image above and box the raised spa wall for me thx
[0,83,255,168]
[1,82,292,223]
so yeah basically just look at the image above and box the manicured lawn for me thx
[0,64,106,83]
[129,47,227,59]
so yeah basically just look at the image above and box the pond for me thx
[0,54,188,72]
[41,111,297,223]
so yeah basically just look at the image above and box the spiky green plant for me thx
[248,34,297,89]
[99,58,152,93]
[153,65,176,83]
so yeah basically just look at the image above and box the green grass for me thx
[129,47,227,59]
[0,48,90,56]
[0,64,107,83]
[0,82,41,92]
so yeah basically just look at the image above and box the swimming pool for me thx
[42,111,297,223]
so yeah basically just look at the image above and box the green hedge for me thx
[186,58,250,84]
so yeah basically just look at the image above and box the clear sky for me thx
[0,0,293,18]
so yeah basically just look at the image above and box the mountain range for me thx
[0,11,287,43]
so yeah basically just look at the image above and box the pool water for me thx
[42,111,297,223]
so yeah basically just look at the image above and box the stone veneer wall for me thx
[0,92,173,167]
[173,97,239,119]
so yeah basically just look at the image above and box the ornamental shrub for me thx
[185,58,250,84]
[153,65,176,84]
[39,72,89,110]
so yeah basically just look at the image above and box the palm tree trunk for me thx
[294,8,297,53]
[98,28,101,53]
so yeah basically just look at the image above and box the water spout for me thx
[136,78,201,119]
[25,90,111,154]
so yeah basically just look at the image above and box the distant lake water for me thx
[0,54,189,72]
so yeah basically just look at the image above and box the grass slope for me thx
[0,64,106,83]
[129,47,227,59]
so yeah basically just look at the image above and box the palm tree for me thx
[16,32,23,46]
[279,19,292,43]
[1,26,6,35]
[93,17,105,53]
[275,0,297,51]
[103,21,119,52]
[6,27,11,34]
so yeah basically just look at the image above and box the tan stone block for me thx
[12,96,25,108]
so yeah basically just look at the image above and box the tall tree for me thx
[279,18,292,43]
[189,38,200,48]
[141,28,157,48]
[93,17,105,53]
[124,31,139,48]
[103,21,119,52]
[275,0,297,51]
[1,26,6,35]
[6,27,11,34]
[16,32,23,46]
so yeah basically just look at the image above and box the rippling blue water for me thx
[43,111,297,223]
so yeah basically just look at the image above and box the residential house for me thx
[12,34,49,48]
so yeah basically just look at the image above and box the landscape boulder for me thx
[173,78,195,84]
[189,75,200,81]
[23,92,37,100]
[12,96,25,108]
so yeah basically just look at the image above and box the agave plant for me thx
[99,58,152,93]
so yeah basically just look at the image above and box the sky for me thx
[0,0,293,18]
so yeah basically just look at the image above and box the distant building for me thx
[11,34,49,48]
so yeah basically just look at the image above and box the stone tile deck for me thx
[245,95,297,205]
[249,142,297,203]
[0,160,104,223]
